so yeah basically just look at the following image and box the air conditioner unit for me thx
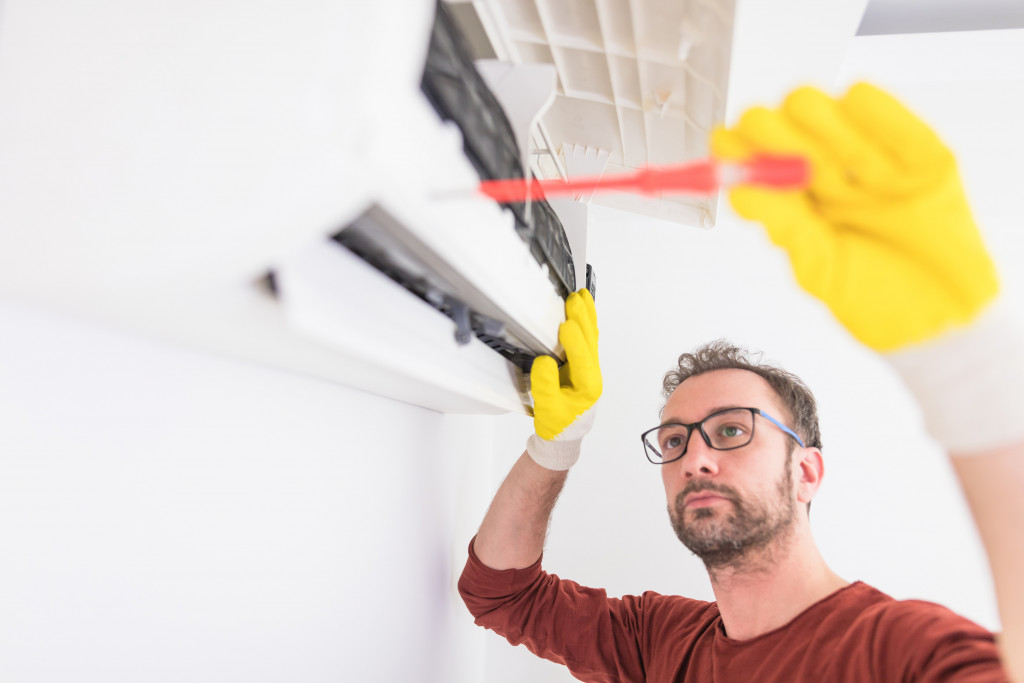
[0,0,864,414]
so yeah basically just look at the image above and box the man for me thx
[459,84,1024,681]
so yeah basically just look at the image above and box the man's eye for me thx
[717,424,746,438]
[660,431,687,451]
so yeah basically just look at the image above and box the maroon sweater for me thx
[459,539,1007,682]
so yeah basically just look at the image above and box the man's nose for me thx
[680,429,720,478]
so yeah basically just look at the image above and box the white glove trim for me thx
[885,299,1024,454]
[526,401,599,471]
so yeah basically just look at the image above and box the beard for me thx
[668,452,797,571]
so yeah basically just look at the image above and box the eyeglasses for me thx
[641,407,805,465]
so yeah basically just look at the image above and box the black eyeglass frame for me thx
[641,407,806,465]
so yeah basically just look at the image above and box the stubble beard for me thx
[668,452,797,571]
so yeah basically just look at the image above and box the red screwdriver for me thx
[477,154,810,203]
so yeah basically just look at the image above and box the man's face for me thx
[660,369,799,569]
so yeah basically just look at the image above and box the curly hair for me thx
[662,340,823,451]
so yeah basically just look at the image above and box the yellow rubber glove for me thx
[714,83,1024,454]
[527,288,602,470]
[711,82,999,352]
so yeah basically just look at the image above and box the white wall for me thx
[0,300,494,683]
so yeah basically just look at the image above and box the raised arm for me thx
[473,452,567,570]
[713,83,1024,681]
[953,445,1024,681]
[473,289,602,570]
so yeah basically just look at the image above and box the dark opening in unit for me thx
[420,0,578,301]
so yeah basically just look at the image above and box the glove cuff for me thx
[526,435,582,471]
[885,299,1024,454]
[526,402,598,471]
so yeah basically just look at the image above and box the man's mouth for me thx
[684,493,730,509]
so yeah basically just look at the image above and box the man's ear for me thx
[795,448,824,506]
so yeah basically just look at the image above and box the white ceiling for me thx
[858,0,1024,34]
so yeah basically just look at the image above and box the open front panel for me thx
[450,0,737,227]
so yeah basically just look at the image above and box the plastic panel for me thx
[457,0,738,227]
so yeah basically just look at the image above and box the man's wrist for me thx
[526,401,598,470]
[526,434,582,471]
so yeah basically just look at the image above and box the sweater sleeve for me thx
[457,537,648,683]
[869,599,1008,682]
